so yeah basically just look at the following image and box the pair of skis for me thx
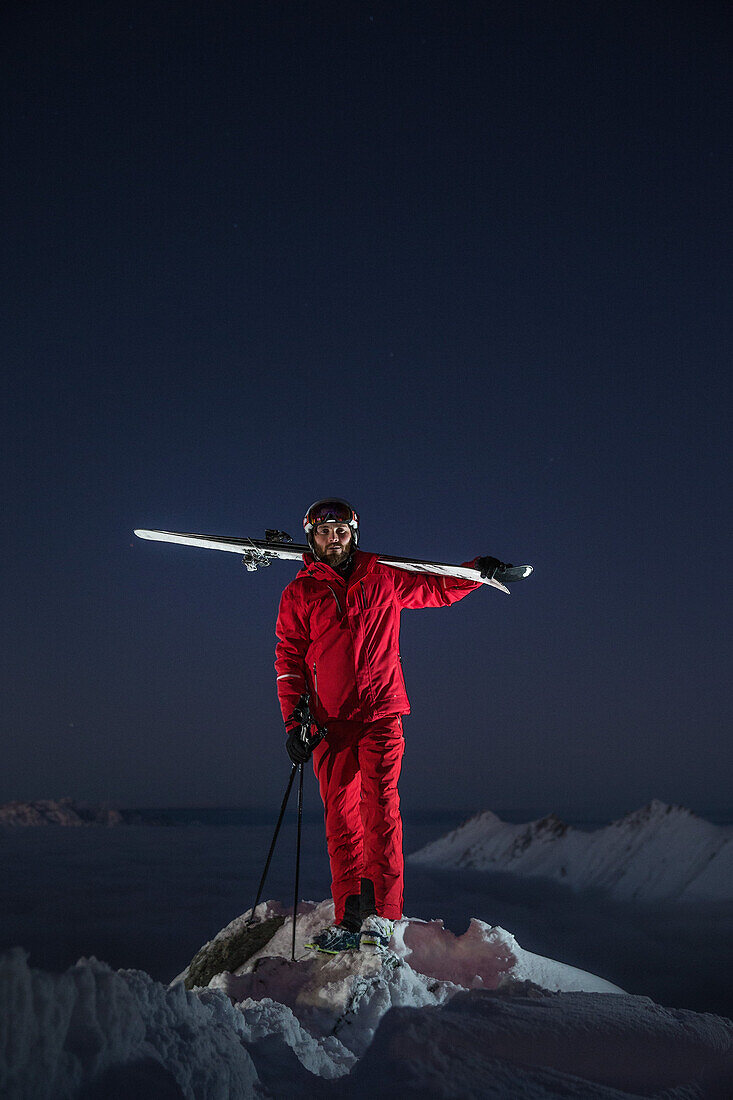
[134,528,532,594]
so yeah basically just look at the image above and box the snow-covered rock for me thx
[409,800,733,902]
[186,898,622,1073]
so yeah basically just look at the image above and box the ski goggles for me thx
[303,499,358,531]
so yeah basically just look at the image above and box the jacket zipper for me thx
[326,585,342,615]
[357,581,377,704]
[312,661,318,694]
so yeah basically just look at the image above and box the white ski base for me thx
[134,529,517,593]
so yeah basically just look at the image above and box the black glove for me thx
[476,555,513,580]
[285,725,313,765]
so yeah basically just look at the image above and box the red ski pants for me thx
[311,715,405,923]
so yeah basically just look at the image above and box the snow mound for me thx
[182,898,622,1075]
[348,988,733,1099]
[2,900,731,1098]
[409,800,733,902]
[0,946,260,1100]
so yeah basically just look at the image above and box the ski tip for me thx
[134,529,167,541]
[494,564,533,583]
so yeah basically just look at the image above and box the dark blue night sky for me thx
[3,1,730,819]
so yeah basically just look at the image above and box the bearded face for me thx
[312,522,354,567]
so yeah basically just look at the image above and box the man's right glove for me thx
[285,725,312,765]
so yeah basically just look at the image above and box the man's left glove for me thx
[285,725,313,765]
[476,555,513,580]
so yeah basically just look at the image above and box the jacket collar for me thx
[300,548,377,588]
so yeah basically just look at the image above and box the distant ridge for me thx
[0,800,273,827]
[0,798,140,826]
[409,799,733,902]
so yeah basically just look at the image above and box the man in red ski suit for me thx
[275,498,507,953]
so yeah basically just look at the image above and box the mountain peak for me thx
[613,800,695,829]
[409,801,729,902]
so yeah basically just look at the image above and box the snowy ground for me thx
[2,898,733,1098]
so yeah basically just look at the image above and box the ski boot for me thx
[305,924,361,954]
[360,915,395,951]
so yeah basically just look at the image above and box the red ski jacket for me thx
[275,549,482,727]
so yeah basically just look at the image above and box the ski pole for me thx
[247,762,298,924]
[289,695,327,959]
[291,762,304,961]
[247,693,327,942]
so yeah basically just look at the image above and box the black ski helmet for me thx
[303,498,360,550]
